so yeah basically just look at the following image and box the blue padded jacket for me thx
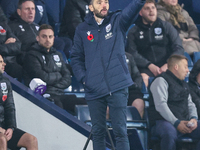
[71,0,145,100]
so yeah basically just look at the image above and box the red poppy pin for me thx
[2,95,7,101]
[87,31,94,42]
[0,29,6,34]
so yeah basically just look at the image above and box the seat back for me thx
[193,51,200,64]
[184,52,193,71]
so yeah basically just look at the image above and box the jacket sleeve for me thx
[0,25,21,56]
[119,0,145,33]
[4,79,16,129]
[150,77,178,125]
[183,10,199,40]
[52,53,71,89]
[126,27,151,68]
[164,21,184,56]
[24,53,63,85]
[71,28,86,83]
[188,94,198,120]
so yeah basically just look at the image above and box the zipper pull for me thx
[110,92,112,96]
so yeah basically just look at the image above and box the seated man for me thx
[0,55,38,150]
[0,0,48,25]
[59,0,90,40]
[189,59,200,117]
[8,0,67,65]
[126,0,184,87]
[0,20,22,81]
[157,0,200,55]
[23,24,86,114]
[149,54,200,150]
[126,52,144,118]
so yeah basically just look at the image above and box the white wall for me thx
[13,91,93,150]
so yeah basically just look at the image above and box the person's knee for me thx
[141,73,149,86]
[0,134,7,146]
[141,73,149,81]
[132,99,144,110]
[18,133,38,148]
[27,134,38,146]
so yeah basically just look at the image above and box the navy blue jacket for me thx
[71,0,145,100]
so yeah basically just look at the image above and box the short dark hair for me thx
[38,24,54,34]
[145,0,156,4]
[18,0,35,9]
[144,0,156,7]
[167,55,188,70]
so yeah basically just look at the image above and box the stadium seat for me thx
[150,135,198,150]
[184,52,193,71]
[75,105,148,150]
[193,52,200,64]
[196,24,200,38]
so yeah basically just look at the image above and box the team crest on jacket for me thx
[53,55,62,67]
[154,28,162,35]
[53,55,60,61]
[36,5,44,17]
[1,82,7,101]
[1,83,7,91]
[106,23,111,32]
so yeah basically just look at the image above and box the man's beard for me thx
[94,8,108,19]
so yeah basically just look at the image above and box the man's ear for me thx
[36,36,39,42]
[174,64,178,70]
[139,10,142,17]
[17,9,21,16]
[89,4,94,12]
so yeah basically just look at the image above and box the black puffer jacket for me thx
[0,74,16,129]
[189,59,200,117]
[8,15,39,64]
[23,43,71,95]
[59,0,90,40]
[126,18,184,68]
[8,15,39,52]
[0,22,21,64]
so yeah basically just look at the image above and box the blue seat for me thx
[196,24,200,38]
[193,52,200,64]
[75,105,148,150]
[184,52,193,71]
[150,135,198,150]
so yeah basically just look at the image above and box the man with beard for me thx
[71,0,145,149]
[126,0,184,87]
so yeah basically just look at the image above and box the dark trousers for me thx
[151,120,200,150]
[87,88,130,150]
[50,94,87,115]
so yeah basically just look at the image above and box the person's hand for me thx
[148,64,161,76]
[177,121,192,134]
[5,38,16,44]
[182,38,193,42]
[0,127,6,134]
[160,64,168,73]
[5,128,13,141]
[188,119,197,131]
